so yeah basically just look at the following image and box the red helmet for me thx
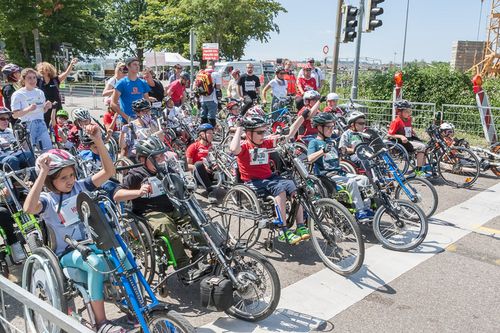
[226,101,239,110]
[35,149,77,175]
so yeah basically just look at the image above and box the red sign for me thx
[202,43,219,61]
[323,45,329,55]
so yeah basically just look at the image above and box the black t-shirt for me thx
[1,84,16,110]
[237,74,261,100]
[148,79,165,102]
[118,166,174,214]
[37,77,62,110]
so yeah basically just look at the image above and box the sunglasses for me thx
[323,125,335,129]
[253,130,266,135]
[0,117,10,121]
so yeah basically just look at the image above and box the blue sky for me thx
[244,0,491,63]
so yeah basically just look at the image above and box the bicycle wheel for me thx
[373,200,428,251]
[394,177,438,218]
[148,309,196,333]
[309,198,364,275]
[437,146,480,188]
[221,185,262,248]
[340,159,358,174]
[222,249,280,322]
[388,142,410,174]
[114,157,135,183]
[122,218,156,284]
[489,144,500,177]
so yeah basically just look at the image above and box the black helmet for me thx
[275,66,284,74]
[80,135,94,147]
[394,99,412,110]
[132,98,151,113]
[241,116,267,130]
[135,137,166,158]
[312,113,336,127]
[180,72,190,81]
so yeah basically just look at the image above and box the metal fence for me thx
[0,275,93,333]
[441,104,500,141]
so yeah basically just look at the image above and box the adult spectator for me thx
[298,58,324,90]
[261,66,288,112]
[102,62,127,98]
[11,68,53,151]
[36,58,78,127]
[282,59,297,96]
[142,67,164,102]
[1,63,22,112]
[226,69,240,100]
[168,64,183,84]
[167,72,189,107]
[111,57,151,123]
[194,61,221,126]
[296,64,318,110]
[237,63,261,101]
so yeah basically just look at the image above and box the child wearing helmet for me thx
[230,99,321,244]
[439,122,456,147]
[186,124,217,201]
[339,111,367,159]
[307,113,374,222]
[225,101,241,131]
[388,100,427,172]
[50,108,74,149]
[23,125,124,333]
[323,93,343,116]
[297,90,321,140]
[1,63,22,113]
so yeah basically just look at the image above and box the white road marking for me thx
[198,183,500,333]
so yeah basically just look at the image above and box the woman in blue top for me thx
[23,124,124,333]
[306,113,374,222]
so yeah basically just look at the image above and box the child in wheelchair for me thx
[23,124,125,333]
[339,111,369,169]
[229,99,320,245]
[307,113,374,222]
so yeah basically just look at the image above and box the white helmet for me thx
[327,93,339,101]
[73,107,91,122]
[303,90,320,101]
[439,122,455,131]
[346,111,366,125]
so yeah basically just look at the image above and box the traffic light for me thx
[365,0,384,32]
[342,5,358,43]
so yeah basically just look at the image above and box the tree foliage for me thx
[135,0,286,60]
[0,0,113,67]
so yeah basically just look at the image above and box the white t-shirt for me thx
[268,78,288,99]
[106,76,118,88]
[227,78,239,99]
[10,87,46,122]
[199,70,222,103]
[0,128,17,152]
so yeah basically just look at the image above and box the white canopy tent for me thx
[143,52,199,67]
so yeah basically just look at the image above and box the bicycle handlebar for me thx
[64,235,92,261]
[365,147,388,160]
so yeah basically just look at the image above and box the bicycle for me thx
[22,190,195,333]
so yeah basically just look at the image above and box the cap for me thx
[307,57,315,63]
[125,57,139,66]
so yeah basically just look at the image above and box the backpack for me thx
[194,69,214,96]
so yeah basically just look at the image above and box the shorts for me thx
[401,138,426,153]
[246,174,297,197]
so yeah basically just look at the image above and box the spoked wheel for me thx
[394,177,438,218]
[309,198,364,275]
[114,157,135,183]
[387,142,410,174]
[437,146,480,188]
[22,247,67,333]
[489,144,500,177]
[148,309,196,332]
[221,185,262,248]
[373,200,428,251]
[221,249,280,322]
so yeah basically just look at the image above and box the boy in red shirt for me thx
[388,100,426,171]
[297,90,321,140]
[230,99,321,245]
[50,108,78,149]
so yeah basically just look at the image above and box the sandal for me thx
[97,320,126,333]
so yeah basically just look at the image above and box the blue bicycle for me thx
[22,190,195,333]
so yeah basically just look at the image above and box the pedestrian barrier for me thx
[0,275,94,333]
[441,103,500,141]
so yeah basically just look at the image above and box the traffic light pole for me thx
[330,0,344,93]
[350,0,364,100]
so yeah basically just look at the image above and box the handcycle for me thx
[22,190,195,333]
[453,139,500,177]
[220,141,364,276]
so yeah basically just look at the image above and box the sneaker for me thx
[11,242,26,263]
[278,230,302,245]
[207,191,218,204]
[355,209,374,222]
[295,225,311,240]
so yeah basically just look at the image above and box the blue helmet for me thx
[197,123,214,134]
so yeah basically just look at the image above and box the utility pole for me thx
[32,28,42,64]
[401,0,410,70]
[330,0,344,93]
[189,28,196,85]
[350,0,364,100]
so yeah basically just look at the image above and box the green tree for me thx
[135,0,286,60]
[0,0,113,67]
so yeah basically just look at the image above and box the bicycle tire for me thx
[340,159,358,174]
[27,233,43,254]
[114,157,135,183]
[373,200,428,251]
[309,198,364,275]
[221,185,262,248]
[147,309,196,333]
[437,146,480,188]
[489,144,500,177]
[124,218,156,285]
[394,177,438,218]
[388,142,410,174]
[222,248,281,322]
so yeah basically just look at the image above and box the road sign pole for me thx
[330,0,344,93]
[350,0,365,100]
[189,28,195,85]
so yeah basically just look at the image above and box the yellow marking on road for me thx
[446,244,457,252]
[495,259,500,266]
[474,225,500,234]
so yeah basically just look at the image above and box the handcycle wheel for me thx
[219,248,280,322]
[394,177,438,218]
[147,309,196,333]
[221,185,262,248]
[340,159,358,174]
[373,199,428,251]
[387,142,410,174]
[308,198,364,276]
[489,144,500,176]
[114,157,135,183]
[437,146,480,188]
[22,247,68,333]
[27,233,43,253]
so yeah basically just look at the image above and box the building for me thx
[451,41,486,72]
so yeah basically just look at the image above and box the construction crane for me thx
[472,0,500,76]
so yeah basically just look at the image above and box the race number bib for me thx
[249,148,269,165]
[404,126,412,138]
[244,80,256,92]
[59,195,80,227]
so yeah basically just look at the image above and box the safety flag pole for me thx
[472,74,498,145]
[392,71,403,120]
